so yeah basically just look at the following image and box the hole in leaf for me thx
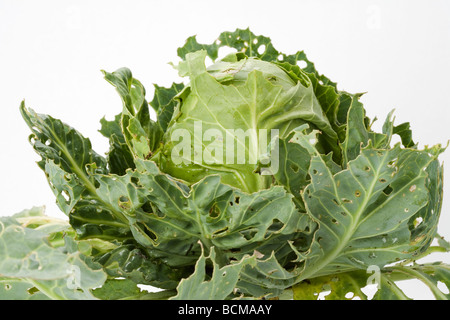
[141,202,153,213]
[291,164,299,173]
[313,169,318,175]
[379,178,387,183]
[61,190,70,202]
[118,196,131,210]
[209,205,220,218]
[234,196,240,204]
[355,190,361,197]
[388,159,397,166]
[257,44,266,54]
[364,166,371,172]
[131,177,139,186]
[266,219,283,236]
[241,228,258,240]
[317,284,332,300]
[383,185,393,196]
[345,292,354,299]
[136,222,157,241]
[212,227,229,237]
[297,60,307,69]
[306,189,312,199]
[413,217,423,227]
[332,199,339,206]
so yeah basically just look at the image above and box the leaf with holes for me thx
[88,158,312,268]
[291,125,439,280]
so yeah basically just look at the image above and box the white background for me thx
[1,0,449,299]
